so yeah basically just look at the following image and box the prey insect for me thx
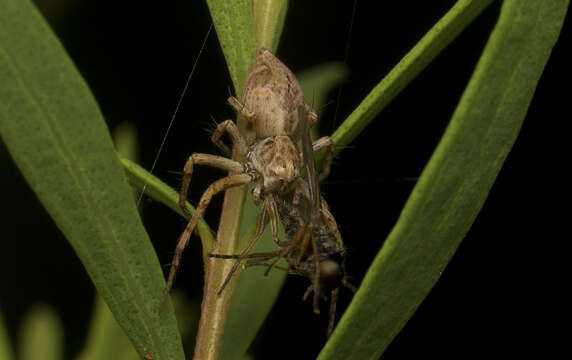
[210,106,356,337]
[162,49,334,304]
[278,105,356,337]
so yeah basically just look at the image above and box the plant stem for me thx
[193,185,247,360]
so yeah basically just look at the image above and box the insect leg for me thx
[266,195,281,245]
[327,287,340,338]
[263,224,309,276]
[310,233,321,315]
[216,198,270,296]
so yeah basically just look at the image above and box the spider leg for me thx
[266,195,281,245]
[311,136,335,182]
[162,173,253,309]
[296,227,312,266]
[227,96,255,120]
[179,154,245,216]
[210,119,248,157]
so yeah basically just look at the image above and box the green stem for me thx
[118,154,215,251]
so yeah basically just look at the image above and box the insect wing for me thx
[298,105,321,219]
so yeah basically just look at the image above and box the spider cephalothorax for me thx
[248,135,301,201]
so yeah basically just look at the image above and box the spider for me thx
[210,105,356,337]
[162,49,335,301]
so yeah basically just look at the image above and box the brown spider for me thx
[210,106,356,337]
[162,49,334,302]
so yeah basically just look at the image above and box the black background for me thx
[1,1,569,359]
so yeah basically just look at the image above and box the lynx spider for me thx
[162,49,335,301]
[211,106,356,337]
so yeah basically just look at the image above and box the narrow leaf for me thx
[253,0,288,51]
[206,0,257,94]
[319,0,568,359]
[0,1,183,359]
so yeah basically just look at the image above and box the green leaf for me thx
[253,0,289,51]
[318,0,569,359]
[0,1,183,359]
[329,0,496,156]
[18,305,63,360]
[206,0,257,94]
